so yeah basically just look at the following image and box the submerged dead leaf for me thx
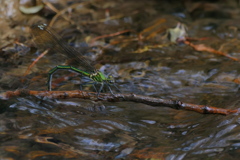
[4,146,21,155]
[130,147,170,159]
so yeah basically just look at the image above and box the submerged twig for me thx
[184,40,240,62]
[46,2,86,27]
[90,29,133,45]
[23,49,49,77]
[5,89,239,115]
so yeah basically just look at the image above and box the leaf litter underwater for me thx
[1,0,240,159]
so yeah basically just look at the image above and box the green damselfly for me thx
[31,24,120,97]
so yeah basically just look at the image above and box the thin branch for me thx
[4,89,239,115]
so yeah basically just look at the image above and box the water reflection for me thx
[1,92,240,159]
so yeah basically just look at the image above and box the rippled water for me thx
[1,0,240,159]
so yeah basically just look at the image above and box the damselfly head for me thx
[107,75,115,84]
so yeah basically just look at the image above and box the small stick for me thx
[5,89,239,115]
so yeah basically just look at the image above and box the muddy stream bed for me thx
[1,0,240,159]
